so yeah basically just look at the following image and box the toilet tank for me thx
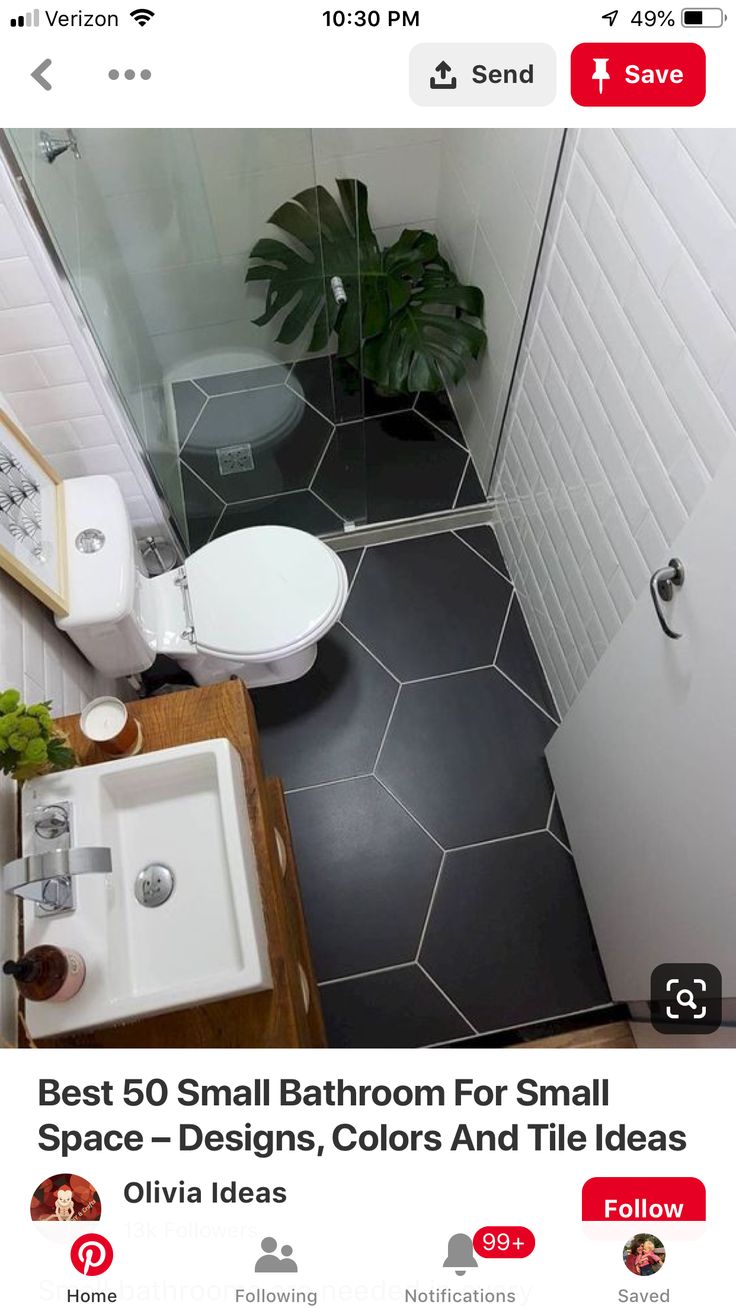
[55,476,156,677]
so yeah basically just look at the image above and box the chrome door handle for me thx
[649,558,685,640]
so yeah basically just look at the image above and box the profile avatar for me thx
[623,1234,666,1277]
[31,1174,102,1223]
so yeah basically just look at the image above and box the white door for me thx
[547,447,736,1039]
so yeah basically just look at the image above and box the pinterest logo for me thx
[70,1234,114,1277]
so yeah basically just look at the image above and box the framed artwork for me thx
[0,408,67,616]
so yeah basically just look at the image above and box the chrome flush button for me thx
[75,528,106,553]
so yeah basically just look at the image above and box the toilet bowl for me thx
[56,476,348,688]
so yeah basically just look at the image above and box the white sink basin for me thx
[20,739,271,1038]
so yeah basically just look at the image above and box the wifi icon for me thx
[130,7,154,25]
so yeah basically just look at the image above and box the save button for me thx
[571,42,706,107]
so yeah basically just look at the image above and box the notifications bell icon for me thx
[443,1233,477,1276]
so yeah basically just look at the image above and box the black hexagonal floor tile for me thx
[376,668,554,848]
[420,833,609,1032]
[251,625,397,791]
[313,412,468,525]
[343,533,511,680]
[211,490,343,538]
[320,964,472,1048]
[182,387,333,503]
[285,776,442,981]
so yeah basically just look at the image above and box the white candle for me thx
[80,697,128,742]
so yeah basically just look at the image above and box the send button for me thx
[410,44,556,107]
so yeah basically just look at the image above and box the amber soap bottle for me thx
[3,945,86,1002]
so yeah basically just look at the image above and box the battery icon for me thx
[681,7,725,23]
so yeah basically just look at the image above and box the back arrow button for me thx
[31,59,53,90]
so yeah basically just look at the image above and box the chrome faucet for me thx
[2,802,111,918]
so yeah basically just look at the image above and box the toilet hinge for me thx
[174,567,196,644]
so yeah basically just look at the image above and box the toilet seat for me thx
[185,525,348,661]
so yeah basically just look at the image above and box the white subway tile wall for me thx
[494,129,736,716]
[435,129,564,488]
[0,149,168,536]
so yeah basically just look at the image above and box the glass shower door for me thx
[6,126,188,542]
[4,128,370,547]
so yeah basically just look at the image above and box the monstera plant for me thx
[245,179,486,395]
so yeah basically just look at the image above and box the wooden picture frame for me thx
[0,408,67,616]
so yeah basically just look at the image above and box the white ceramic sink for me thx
[20,739,271,1038]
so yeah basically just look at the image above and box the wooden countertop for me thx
[30,681,326,1048]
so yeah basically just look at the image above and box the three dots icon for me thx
[108,68,152,81]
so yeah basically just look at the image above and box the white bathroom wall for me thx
[0,436,117,1045]
[435,129,563,487]
[69,129,442,375]
[493,129,736,714]
[0,144,170,538]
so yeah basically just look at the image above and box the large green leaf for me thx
[246,179,486,394]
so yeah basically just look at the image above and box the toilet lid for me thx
[185,525,346,659]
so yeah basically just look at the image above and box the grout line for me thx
[205,502,227,545]
[319,961,413,988]
[347,547,366,592]
[370,683,403,772]
[285,379,340,423]
[401,662,496,687]
[219,486,306,509]
[310,485,347,526]
[177,394,209,453]
[451,454,470,510]
[201,381,285,399]
[452,529,511,584]
[414,852,446,961]
[372,773,445,853]
[493,665,560,726]
[338,621,401,685]
[308,425,337,490]
[548,828,573,856]
[190,379,208,396]
[427,1000,618,1048]
[337,405,414,428]
[179,457,227,506]
[545,792,557,828]
[417,963,479,1036]
[444,827,549,855]
[284,773,373,797]
[492,589,515,665]
[416,408,470,454]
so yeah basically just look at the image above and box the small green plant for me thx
[0,689,76,782]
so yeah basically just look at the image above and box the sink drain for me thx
[135,863,174,907]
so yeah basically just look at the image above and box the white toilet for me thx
[56,475,349,687]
